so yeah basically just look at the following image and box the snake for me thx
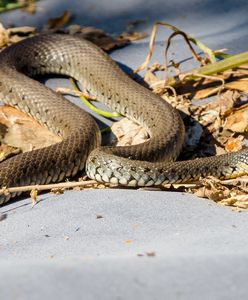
[0,34,247,205]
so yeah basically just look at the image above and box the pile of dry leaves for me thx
[0,13,247,209]
[127,23,248,209]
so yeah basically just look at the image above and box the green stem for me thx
[187,36,217,63]
[70,79,121,119]
[167,51,248,86]
[0,0,39,13]
[191,51,248,75]
[0,2,26,12]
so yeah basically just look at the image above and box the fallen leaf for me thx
[44,10,72,31]
[192,177,231,201]
[68,26,129,51]
[0,23,36,49]
[126,19,148,31]
[7,26,36,35]
[225,107,248,132]
[96,214,103,219]
[144,69,161,86]
[0,105,62,153]
[220,194,248,209]
[124,240,133,244]
[0,23,9,47]
[0,213,7,222]
[30,189,38,205]
[51,188,65,195]
[21,0,36,14]
[225,79,248,93]
[224,136,243,152]
[146,251,156,257]
[118,31,148,41]
[0,144,21,162]
[111,118,148,146]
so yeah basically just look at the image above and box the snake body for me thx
[0,34,247,204]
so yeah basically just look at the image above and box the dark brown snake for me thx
[0,34,247,204]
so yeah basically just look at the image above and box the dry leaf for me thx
[220,194,248,209]
[192,178,231,201]
[30,189,38,205]
[0,105,61,153]
[225,79,248,93]
[21,0,36,14]
[0,23,36,49]
[96,214,103,219]
[207,90,238,116]
[126,19,148,31]
[0,213,7,222]
[111,118,148,146]
[7,26,36,35]
[0,23,9,47]
[224,136,243,152]
[124,240,133,244]
[225,107,248,132]
[45,10,72,30]
[118,31,148,41]
[189,176,248,209]
[0,144,21,162]
[146,251,156,257]
[51,188,65,195]
[144,69,161,86]
[68,26,129,51]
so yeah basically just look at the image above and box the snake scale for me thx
[0,34,247,204]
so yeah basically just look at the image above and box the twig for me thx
[0,180,98,195]
[133,21,218,75]
[56,87,97,100]
[180,72,225,97]
[220,177,248,185]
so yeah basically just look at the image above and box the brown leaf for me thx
[111,118,148,146]
[0,144,21,162]
[193,178,231,201]
[177,77,224,100]
[8,35,25,44]
[220,194,248,209]
[0,23,10,48]
[207,90,238,116]
[7,26,36,35]
[224,136,243,152]
[0,23,36,49]
[21,0,37,14]
[146,251,156,257]
[45,10,72,30]
[225,79,248,93]
[68,26,129,51]
[51,188,65,195]
[197,91,238,128]
[0,105,61,153]
[96,214,103,219]
[225,107,248,132]
[118,31,148,42]
[144,69,161,86]
[30,189,38,205]
[124,239,133,244]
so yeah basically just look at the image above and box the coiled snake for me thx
[0,34,247,204]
